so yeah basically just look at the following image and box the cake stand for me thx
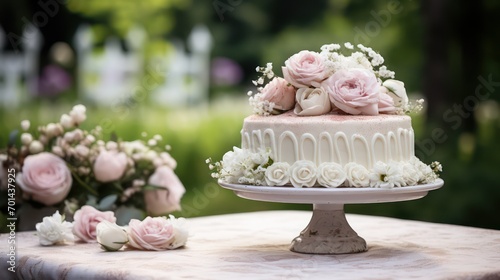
[219,179,444,255]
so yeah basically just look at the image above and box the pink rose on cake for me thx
[323,68,380,115]
[282,50,330,88]
[260,77,296,112]
[378,89,397,114]
[294,87,332,116]
[72,205,116,242]
[144,166,186,215]
[17,152,72,206]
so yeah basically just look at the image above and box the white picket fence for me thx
[0,25,212,108]
[0,26,42,107]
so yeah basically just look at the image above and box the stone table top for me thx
[1,210,500,279]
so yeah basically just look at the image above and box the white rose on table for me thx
[144,166,186,215]
[93,150,128,183]
[381,79,409,109]
[316,162,346,188]
[96,220,129,251]
[265,162,290,186]
[322,68,380,115]
[289,160,317,188]
[164,215,189,249]
[294,87,332,116]
[344,162,370,187]
[282,50,330,88]
[35,211,74,246]
[18,152,72,206]
[260,77,296,112]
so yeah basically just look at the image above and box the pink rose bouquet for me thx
[0,104,186,231]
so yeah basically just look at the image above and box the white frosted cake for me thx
[209,42,441,188]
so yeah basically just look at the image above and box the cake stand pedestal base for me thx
[290,204,367,254]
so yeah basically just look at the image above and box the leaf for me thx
[8,130,19,147]
[115,206,144,226]
[98,195,118,211]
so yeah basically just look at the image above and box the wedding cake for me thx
[209,43,441,188]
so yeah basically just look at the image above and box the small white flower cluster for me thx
[207,147,273,186]
[248,63,277,116]
[248,92,276,116]
[210,148,441,189]
[320,43,394,79]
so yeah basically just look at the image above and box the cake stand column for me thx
[290,203,367,254]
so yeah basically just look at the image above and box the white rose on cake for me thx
[289,160,317,188]
[381,79,409,110]
[316,162,346,188]
[265,162,291,186]
[294,87,332,116]
[344,162,370,187]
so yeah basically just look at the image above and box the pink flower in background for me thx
[72,205,116,242]
[17,152,72,206]
[323,68,380,115]
[93,150,128,182]
[282,50,330,88]
[260,77,296,111]
[127,216,175,250]
[211,57,243,86]
[144,166,186,215]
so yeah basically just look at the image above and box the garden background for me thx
[1,0,499,230]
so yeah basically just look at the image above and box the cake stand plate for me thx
[219,179,444,255]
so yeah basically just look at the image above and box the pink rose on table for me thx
[72,205,116,242]
[323,68,380,115]
[17,152,72,206]
[260,77,296,111]
[144,166,186,215]
[93,150,128,182]
[294,87,332,116]
[127,216,175,250]
[282,50,330,88]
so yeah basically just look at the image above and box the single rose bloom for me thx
[294,87,332,116]
[144,166,186,215]
[378,87,397,114]
[382,79,409,109]
[282,50,330,88]
[72,205,116,243]
[18,152,72,206]
[289,160,317,188]
[260,77,296,111]
[323,68,380,115]
[93,150,128,183]
[127,216,175,250]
